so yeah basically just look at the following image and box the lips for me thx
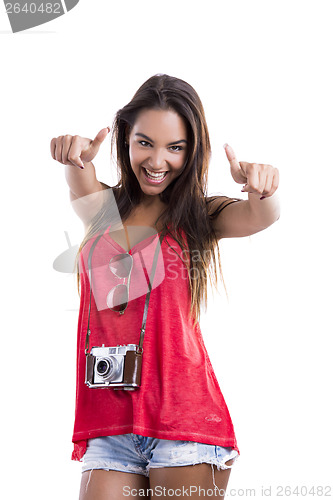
[142,167,169,184]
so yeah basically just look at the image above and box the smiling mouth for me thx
[142,167,169,181]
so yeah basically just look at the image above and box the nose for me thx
[149,149,166,170]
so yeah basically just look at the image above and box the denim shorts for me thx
[81,433,239,478]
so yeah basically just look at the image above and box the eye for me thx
[139,140,152,147]
[169,145,183,152]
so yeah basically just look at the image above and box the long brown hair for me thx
[74,74,238,326]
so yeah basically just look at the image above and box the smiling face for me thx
[127,108,189,202]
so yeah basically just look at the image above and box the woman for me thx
[51,74,279,499]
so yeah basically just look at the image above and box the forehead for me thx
[131,108,187,140]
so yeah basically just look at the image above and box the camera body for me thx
[85,344,142,390]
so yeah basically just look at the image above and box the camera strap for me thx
[84,225,165,355]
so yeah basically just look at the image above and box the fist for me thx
[50,127,110,169]
[224,143,279,199]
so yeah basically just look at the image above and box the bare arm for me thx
[50,128,111,225]
[69,181,111,230]
[65,159,102,198]
[208,144,280,239]
[208,191,280,239]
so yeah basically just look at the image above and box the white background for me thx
[1,1,332,498]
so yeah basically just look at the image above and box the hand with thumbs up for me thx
[50,127,111,169]
[223,144,279,200]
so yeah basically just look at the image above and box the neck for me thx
[139,194,165,210]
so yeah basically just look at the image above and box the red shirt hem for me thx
[72,426,240,461]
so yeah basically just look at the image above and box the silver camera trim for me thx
[85,343,138,390]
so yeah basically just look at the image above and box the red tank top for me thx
[71,224,239,461]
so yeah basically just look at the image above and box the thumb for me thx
[223,143,247,184]
[89,126,111,154]
[224,143,240,173]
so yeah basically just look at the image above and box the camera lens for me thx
[96,358,111,376]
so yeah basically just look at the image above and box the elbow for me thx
[264,203,281,228]
[263,212,280,231]
[254,211,280,233]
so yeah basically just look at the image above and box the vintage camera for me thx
[85,344,142,390]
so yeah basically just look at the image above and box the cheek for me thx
[129,148,144,167]
[172,153,187,171]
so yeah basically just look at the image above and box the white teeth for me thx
[144,167,167,179]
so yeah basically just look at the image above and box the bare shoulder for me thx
[206,195,248,239]
[206,195,243,216]
[69,181,112,229]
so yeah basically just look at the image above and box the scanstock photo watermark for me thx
[122,484,333,497]
[3,0,79,32]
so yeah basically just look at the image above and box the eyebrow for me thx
[135,133,188,146]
